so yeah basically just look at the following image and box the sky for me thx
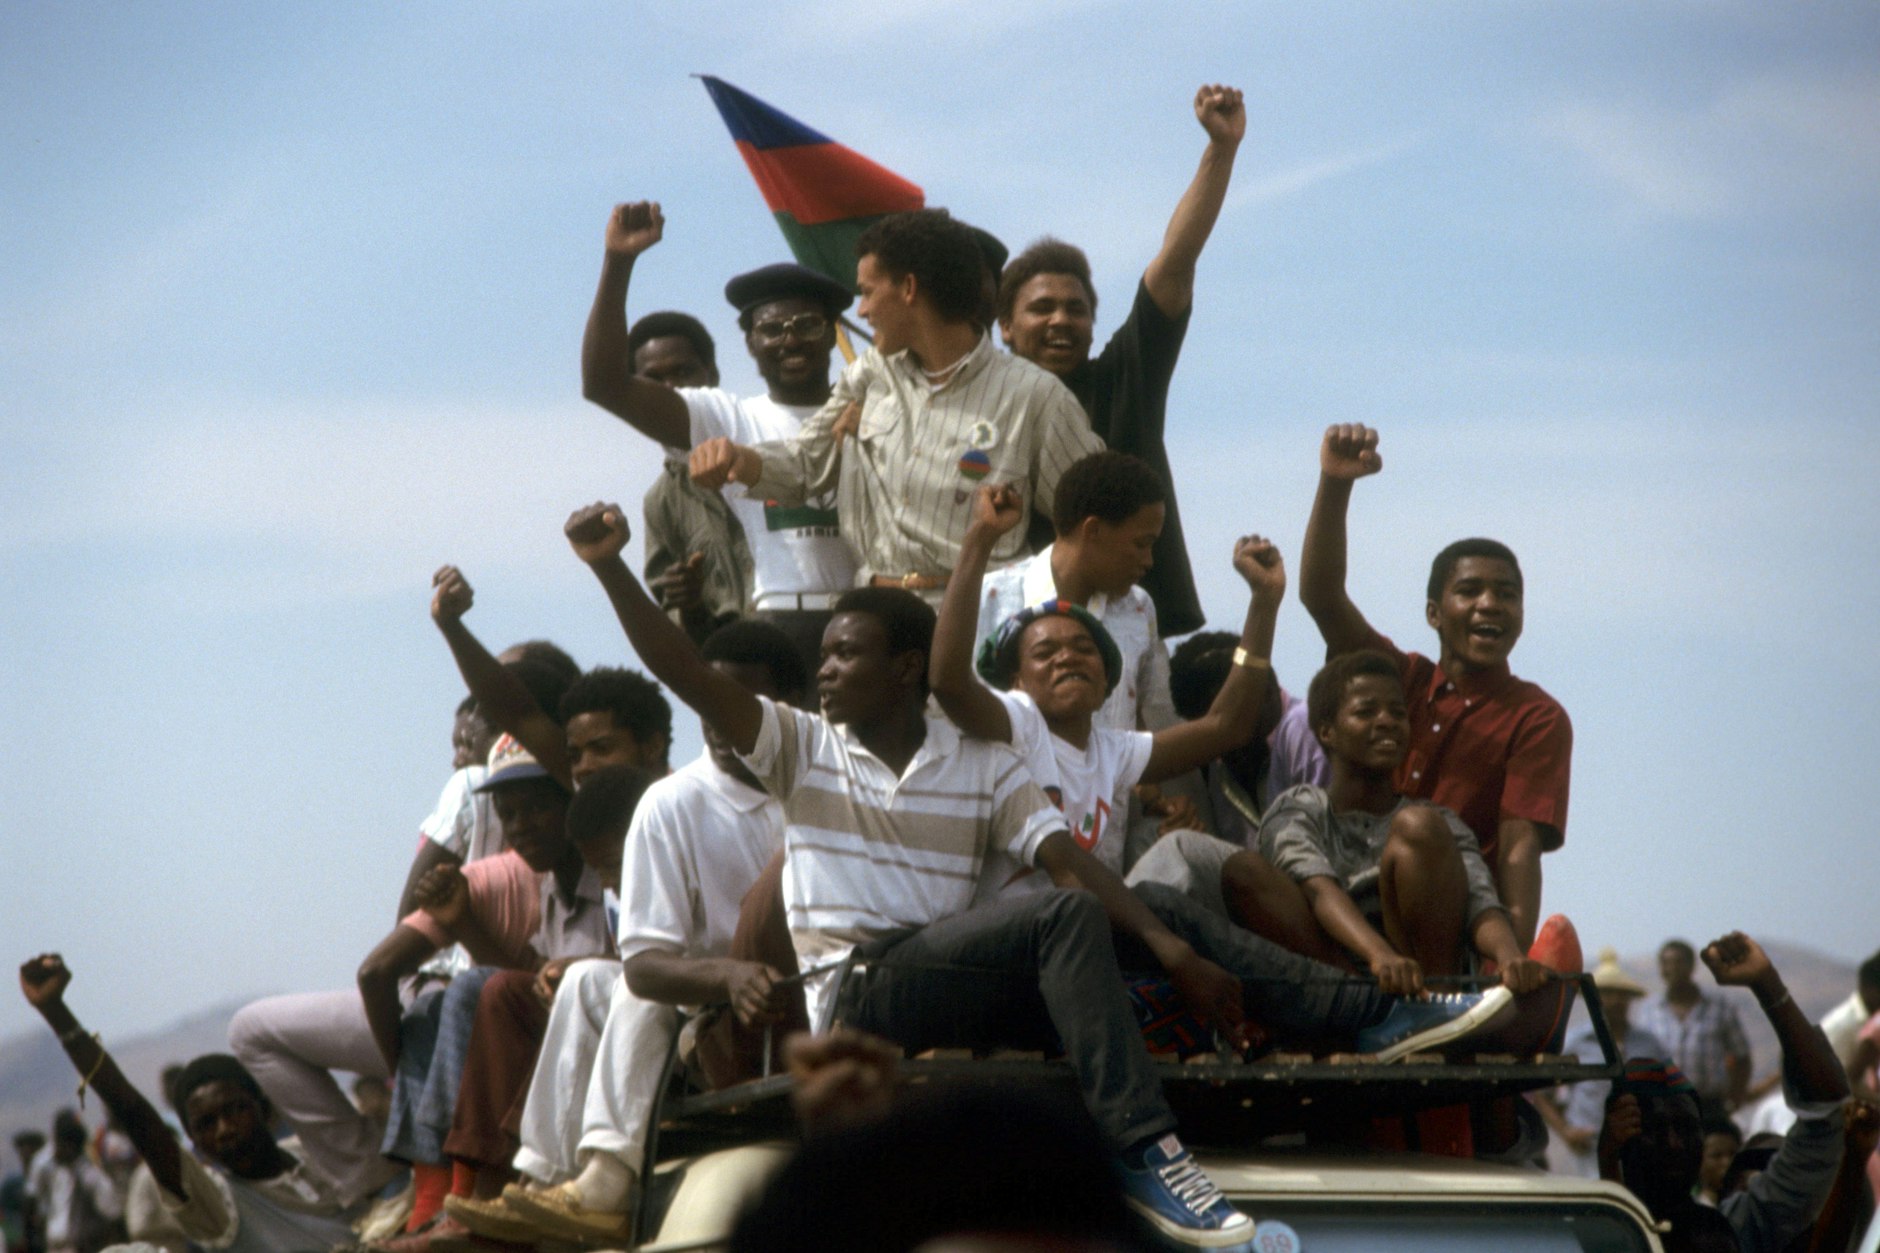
[4,2,1877,1043]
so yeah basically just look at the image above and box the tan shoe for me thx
[502,1180,633,1245]
[440,1193,542,1245]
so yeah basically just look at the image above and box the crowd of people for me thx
[12,83,1878,1253]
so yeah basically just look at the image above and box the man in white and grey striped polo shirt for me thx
[691,209,1104,602]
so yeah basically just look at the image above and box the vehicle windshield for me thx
[1233,1200,1655,1253]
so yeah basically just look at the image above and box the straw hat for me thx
[1590,947,1648,997]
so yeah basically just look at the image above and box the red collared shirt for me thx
[1356,629,1573,864]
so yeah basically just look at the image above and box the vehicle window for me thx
[1234,1201,1655,1253]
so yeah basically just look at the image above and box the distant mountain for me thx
[0,997,258,1143]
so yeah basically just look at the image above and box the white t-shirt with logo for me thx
[972,687,1154,903]
[680,388,860,605]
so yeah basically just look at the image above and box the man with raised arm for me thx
[583,202,859,669]
[561,499,1259,1249]
[997,84,1246,637]
[690,209,1103,598]
[21,956,360,1252]
[1599,933,1849,1253]
[1298,424,1570,948]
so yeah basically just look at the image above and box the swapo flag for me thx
[698,76,923,290]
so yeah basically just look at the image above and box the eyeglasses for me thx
[751,313,829,343]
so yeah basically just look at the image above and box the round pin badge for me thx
[1254,1220,1301,1253]
[957,448,992,481]
[967,420,998,451]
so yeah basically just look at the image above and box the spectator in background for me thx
[3,1131,46,1253]
[27,1112,122,1253]
[1537,948,1670,1177]
[1298,424,1570,949]
[1637,938,1753,1112]
[1600,934,1847,1253]
[996,83,1247,639]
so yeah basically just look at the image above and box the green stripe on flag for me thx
[773,212,889,291]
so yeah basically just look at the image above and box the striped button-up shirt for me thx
[740,695,1066,1028]
[1633,990,1751,1103]
[747,336,1104,587]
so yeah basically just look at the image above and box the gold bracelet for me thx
[1232,647,1270,671]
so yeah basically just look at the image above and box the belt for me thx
[869,572,949,591]
[752,592,843,612]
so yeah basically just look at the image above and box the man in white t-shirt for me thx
[582,200,860,674]
[451,621,808,1247]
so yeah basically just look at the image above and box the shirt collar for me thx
[1022,545,1110,615]
[1424,655,1515,701]
[835,711,961,781]
[695,750,772,813]
[885,332,993,391]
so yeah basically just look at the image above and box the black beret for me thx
[724,263,853,316]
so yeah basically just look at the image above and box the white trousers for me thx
[511,959,677,1184]
[227,988,401,1204]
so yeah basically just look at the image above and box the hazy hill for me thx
[0,997,254,1145]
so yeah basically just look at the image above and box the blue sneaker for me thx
[1119,1133,1254,1249]
[1356,985,1515,1062]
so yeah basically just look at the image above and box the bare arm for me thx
[19,956,185,1197]
[623,952,788,1028]
[929,485,1022,743]
[580,202,691,449]
[1141,84,1245,318]
[1034,831,1248,1049]
[566,502,764,754]
[1298,424,1389,657]
[1143,535,1282,782]
[1298,875,1424,998]
[1470,908,1551,994]
[430,565,573,790]
[1704,932,1848,1106]
[356,924,440,1074]
[395,839,461,922]
[1494,819,1545,951]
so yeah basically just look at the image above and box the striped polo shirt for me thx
[741,694,1067,1028]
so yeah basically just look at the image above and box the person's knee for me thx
[1037,885,1110,939]
[1385,805,1456,861]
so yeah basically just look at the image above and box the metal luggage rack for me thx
[646,968,1621,1159]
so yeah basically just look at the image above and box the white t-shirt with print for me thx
[680,388,860,604]
[972,688,1154,903]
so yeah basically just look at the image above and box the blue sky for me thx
[4,2,1877,1040]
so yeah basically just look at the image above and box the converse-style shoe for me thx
[1356,985,1515,1062]
[1118,1133,1254,1249]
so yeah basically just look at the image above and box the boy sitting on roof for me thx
[1221,651,1551,1005]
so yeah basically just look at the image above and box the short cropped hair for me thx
[854,210,983,324]
[1169,631,1239,721]
[1306,650,1403,736]
[1051,451,1167,535]
[832,586,937,693]
[507,659,577,729]
[997,236,1097,324]
[1427,538,1523,602]
[455,694,478,718]
[702,619,810,703]
[1661,938,1696,962]
[1859,948,1880,995]
[565,765,655,849]
[559,667,672,749]
[174,1054,266,1112]
[627,310,718,374]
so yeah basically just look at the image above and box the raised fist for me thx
[1194,84,1247,147]
[969,483,1025,538]
[564,502,631,565]
[1232,534,1285,599]
[1320,423,1383,482]
[431,565,474,624]
[19,953,72,1010]
[689,438,761,491]
[604,201,664,258]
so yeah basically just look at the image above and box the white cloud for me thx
[1226,137,1423,212]
[1534,71,1880,219]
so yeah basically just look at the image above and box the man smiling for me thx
[582,200,860,673]
[1298,424,1571,949]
